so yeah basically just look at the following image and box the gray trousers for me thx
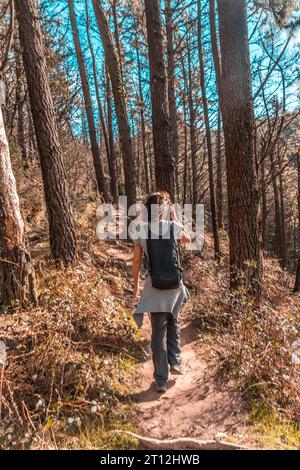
[150,312,181,386]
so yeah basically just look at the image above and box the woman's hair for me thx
[143,191,171,222]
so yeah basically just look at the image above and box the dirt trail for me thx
[104,242,251,448]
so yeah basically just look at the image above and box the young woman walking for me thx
[132,192,191,393]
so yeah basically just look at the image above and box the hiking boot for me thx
[170,364,183,375]
[155,382,167,393]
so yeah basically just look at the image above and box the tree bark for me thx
[0,107,37,308]
[92,0,136,207]
[16,0,76,265]
[144,0,175,199]
[68,0,110,202]
[216,0,262,298]
[198,0,220,261]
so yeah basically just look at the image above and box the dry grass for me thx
[184,233,300,424]
[0,254,141,449]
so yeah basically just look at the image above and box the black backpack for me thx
[146,221,182,290]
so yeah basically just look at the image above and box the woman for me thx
[132,192,191,393]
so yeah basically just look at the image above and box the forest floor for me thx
[1,197,300,450]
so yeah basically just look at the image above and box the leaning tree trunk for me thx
[15,0,76,265]
[144,0,175,199]
[0,107,37,308]
[198,0,220,262]
[92,0,136,207]
[217,0,262,299]
[68,0,110,202]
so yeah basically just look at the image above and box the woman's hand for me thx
[170,204,178,221]
[133,284,141,298]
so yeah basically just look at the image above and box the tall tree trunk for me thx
[260,155,267,251]
[216,107,223,229]
[294,152,300,292]
[136,29,150,194]
[15,48,29,171]
[270,152,284,261]
[180,50,189,205]
[0,107,37,308]
[279,170,287,266]
[209,0,223,107]
[144,0,175,199]
[216,0,262,298]
[26,100,36,158]
[186,35,198,209]
[105,67,119,191]
[92,0,136,207]
[198,0,220,261]
[68,0,110,202]
[85,0,118,204]
[165,0,179,194]
[16,0,76,265]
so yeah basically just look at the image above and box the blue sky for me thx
[43,0,300,136]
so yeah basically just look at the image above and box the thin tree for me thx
[68,0,110,202]
[15,45,29,171]
[144,0,175,199]
[197,0,220,261]
[216,108,223,229]
[135,21,150,194]
[294,152,300,292]
[216,0,262,298]
[186,29,198,209]
[15,0,76,265]
[85,0,118,204]
[92,0,136,206]
[165,0,179,193]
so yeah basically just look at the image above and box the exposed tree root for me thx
[112,430,252,450]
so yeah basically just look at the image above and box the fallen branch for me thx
[112,430,253,450]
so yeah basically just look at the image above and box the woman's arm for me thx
[132,244,143,297]
[179,229,191,244]
[170,205,191,245]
